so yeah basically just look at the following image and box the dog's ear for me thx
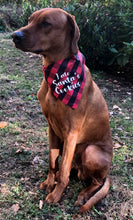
[67,14,80,55]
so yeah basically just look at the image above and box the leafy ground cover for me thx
[0,33,133,220]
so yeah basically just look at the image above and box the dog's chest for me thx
[43,89,58,116]
[39,86,65,139]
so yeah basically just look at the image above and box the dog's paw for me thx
[75,198,84,206]
[39,180,54,193]
[45,192,59,203]
[39,182,47,190]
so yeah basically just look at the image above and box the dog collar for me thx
[42,51,86,109]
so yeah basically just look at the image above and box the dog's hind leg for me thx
[75,144,112,212]
[75,178,102,206]
[78,176,110,213]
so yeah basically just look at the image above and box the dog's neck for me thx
[42,50,74,66]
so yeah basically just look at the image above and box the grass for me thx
[0,33,133,220]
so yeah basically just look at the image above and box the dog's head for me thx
[12,8,80,60]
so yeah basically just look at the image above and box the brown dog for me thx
[12,8,113,212]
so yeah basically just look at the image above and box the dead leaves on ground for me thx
[110,104,127,117]
[39,200,43,210]
[0,183,10,196]
[114,140,127,152]
[113,141,132,164]
[114,142,122,149]
[11,203,20,214]
[0,121,7,128]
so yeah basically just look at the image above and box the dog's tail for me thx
[78,176,111,213]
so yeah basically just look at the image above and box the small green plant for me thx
[0,18,5,32]
[20,1,37,25]
[109,41,133,66]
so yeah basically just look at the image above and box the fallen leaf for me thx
[32,156,44,165]
[113,80,118,83]
[20,145,31,151]
[20,177,29,182]
[109,111,113,116]
[119,111,125,115]
[16,149,22,153]
[39,200,43,209]
[0,121,8,128]
[0,183,10,196]
[125,158,133,163]
[28,191,37,195]
[14,142,19,146]
[123,183,128,187]
[113,137,123,145]
[114,142,122,149]
[11,204,20,214]
[15,146,31,154]
[32,156,40,164]
[113,105,121,111]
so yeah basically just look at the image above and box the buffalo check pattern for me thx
[42,51,86,109]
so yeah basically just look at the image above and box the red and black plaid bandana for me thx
[42,51,86,109]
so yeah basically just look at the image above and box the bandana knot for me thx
[42,51,86,109]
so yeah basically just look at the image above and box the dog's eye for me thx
[41,21,51,28]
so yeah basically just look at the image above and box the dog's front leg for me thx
[40,126,61,193]
[45,132,78,203]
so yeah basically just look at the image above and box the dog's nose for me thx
[12,31,24,44]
